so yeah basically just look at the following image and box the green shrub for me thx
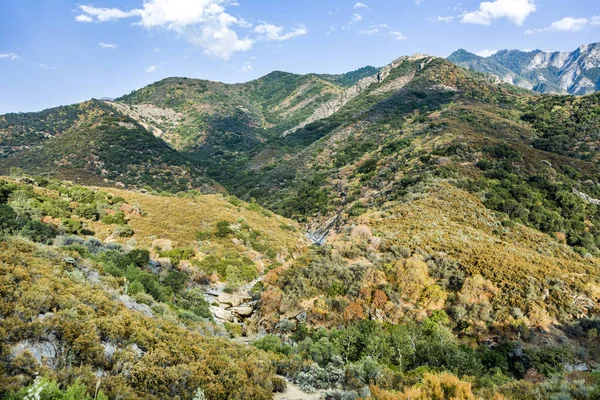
[19,220,57,244]
[101,212,127,225]
[215,220,233,238]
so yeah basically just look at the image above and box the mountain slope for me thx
[448,42,600,95]
[0,100,219,193]
[222,56,600,340]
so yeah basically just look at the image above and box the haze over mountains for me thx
[448,42,600,95]
[2,42,600,398]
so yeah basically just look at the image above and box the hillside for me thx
[0,100,219,193]
[448,42,600,95]
[3,49,600,399]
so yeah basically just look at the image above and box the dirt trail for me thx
[273,380,325,400]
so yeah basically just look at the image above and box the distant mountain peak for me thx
[448,41,600,95]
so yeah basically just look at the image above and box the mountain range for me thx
[448,42,600,95]
[2,42,600,399]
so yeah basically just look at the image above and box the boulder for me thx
[11,340,58,366]
[231,306,254,318]
[119,295,154,318]
[218,292,251,307]
[211,306,234,322]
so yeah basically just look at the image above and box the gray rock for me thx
[102,342,118,360]
[118,295,154,318]
[211,306,234,322]
[129,343,144,358]
[231,306,254,317]
[295,311,307,323]
[218,293,250,307]
[11,340,58,366]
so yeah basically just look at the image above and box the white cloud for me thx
[389,31,407,40]
[0,53,19,60]
[75,0,304,59]
[461,0,536,26]
[525,16,600,34]
[254,23,307,41]
[430,16,454,23]
[354,2,369,9]
[145,65,157,73]
[78,5,139,22]
[359,28,379,35]
[239,62,252,72]
[475,49,498,57]
[38,63,58,70]
[352,13,363,22]
[99,42,118,49]
[75,14,93,23]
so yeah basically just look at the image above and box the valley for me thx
[2,44,600,399]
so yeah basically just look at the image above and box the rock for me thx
[211,306,234,322]
[565,363,589,372]
[231,306,254,317]
[218,293,251,307]
[11,340,58,366]
[283,54,430,136]
[129,343,144,358]
[102,342,118,360]
[118,295,154,318]
[295,311,307,323]
[151,238,173,252]
[573,188,600,206]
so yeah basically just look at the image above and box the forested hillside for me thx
[2,48,600,399]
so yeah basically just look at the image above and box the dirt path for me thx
[273,380,325,400]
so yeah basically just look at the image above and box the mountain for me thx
[448,42,600,95]
[3,51,600,399]
[0,100,220,193]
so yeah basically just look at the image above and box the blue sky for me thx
[0,0,599,114]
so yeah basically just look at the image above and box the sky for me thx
[0,0,599,114]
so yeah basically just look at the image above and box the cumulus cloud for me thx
[145,65,157,73]
[461,0,536,26]
[475,49,498,57]
[78,5,139,22]
[525,16,600,34]
[254,23,307,41]
[99,42,118,49]
[75,14,93,23]
[75,0,304,59]
[0,53,19,60]
[354,2,369,9]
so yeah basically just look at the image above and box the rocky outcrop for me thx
[11,339,59,367]
[118,294,154,318]
[573,188,600,206]
[283,54,431,136]
[448,42,600,95]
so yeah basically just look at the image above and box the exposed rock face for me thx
[106,101,184,144]
[11,340,59,367]
[218,292,252,307]
[230,306,254,317]
[118,295,154,318]
[573,188,600,206]
[448,42,600,95]
[212,306,234,322]
[283,54,431,136]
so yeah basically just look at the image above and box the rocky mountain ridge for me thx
[448,42,600,95]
